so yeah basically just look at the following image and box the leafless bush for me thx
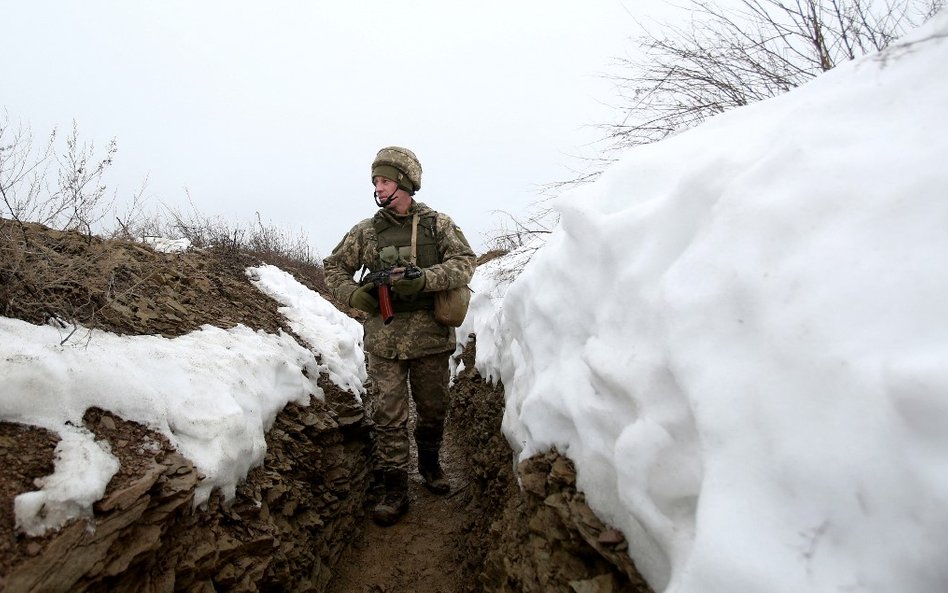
[0,218,134,339]
[0,114,117,235]
[155,194,242,251]
[110,176,154,239]
[2,112,325,316]
[151,196,321,268]
[55,122,117,234]
[601,0,944,156]
[484,208,555,252]
[0,116,149,338]
[247,212,320,268]
[498,0,943,260]
[0,116,55,228]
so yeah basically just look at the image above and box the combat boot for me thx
[371,469,409,526]
[418,448,450,495]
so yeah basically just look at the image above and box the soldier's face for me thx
[374,176,411,212]
[374,176,398,200]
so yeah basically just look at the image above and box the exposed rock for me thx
[1,381,370,593]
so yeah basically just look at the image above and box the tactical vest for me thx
[372,211,440,312]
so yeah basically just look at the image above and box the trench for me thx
[0,222,647,592]
[324,342,652,593]
[314,340,515,593]
[1,342,650,593]
[323,411,471,593]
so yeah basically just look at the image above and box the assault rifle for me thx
[361,265,423,325]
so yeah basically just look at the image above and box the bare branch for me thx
[556,0,944,189]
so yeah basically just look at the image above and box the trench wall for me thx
[448,341,654,593]
[5,339,653,593]
[2,380,370,593]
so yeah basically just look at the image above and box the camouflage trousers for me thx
[366,351,451,472]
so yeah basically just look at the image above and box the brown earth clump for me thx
[448,339,653,593]
[0,218,288,336]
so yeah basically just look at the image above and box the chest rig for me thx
[372,212,440,311]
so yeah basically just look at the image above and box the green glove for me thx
[349,284,378,314]
[392,273,426,297]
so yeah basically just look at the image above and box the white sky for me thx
[1,0,661,255]
[3,7,946,593]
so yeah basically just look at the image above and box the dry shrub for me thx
[2,113,329,330]
[0,218,160,334]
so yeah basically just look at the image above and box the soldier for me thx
[323,146,476,526]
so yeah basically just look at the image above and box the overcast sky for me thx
[1,1,681,256]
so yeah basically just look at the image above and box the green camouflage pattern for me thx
[366,351,451,470]
[324,200,476,359]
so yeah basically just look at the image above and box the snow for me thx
[141,236,192,253]
[247,264,367,397]
[2,11,947,593]
[464,12,948,593]
[0,269,365,535]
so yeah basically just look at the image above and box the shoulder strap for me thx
[410,214,419,265]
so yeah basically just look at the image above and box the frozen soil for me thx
[324,432,472,593]
[0,219,491,591]
[0,219,647,593]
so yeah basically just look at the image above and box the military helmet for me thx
[371,146,422,195]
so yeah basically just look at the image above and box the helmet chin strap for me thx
[374,189,397,208]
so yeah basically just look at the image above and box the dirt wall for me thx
[1,380,370,593]
[448,341,653,593]
[3,340,653,593]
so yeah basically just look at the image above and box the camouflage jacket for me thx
[323,201,476,360]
